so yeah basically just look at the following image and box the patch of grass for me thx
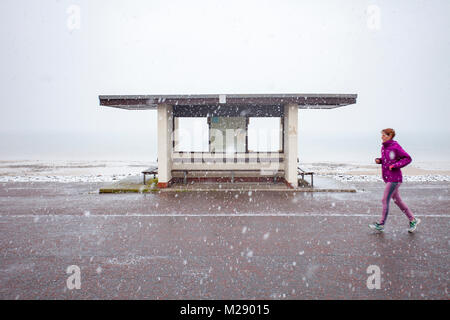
[99,178,160,193]
[298,179,311,187]
[145,177,159,189]
[99,188,160,194]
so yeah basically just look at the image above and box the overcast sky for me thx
[0,0,449,161]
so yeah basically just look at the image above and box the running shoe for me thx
[369,222,385,232]
[408,218,421,233]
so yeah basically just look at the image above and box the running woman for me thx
[369,128,420,233]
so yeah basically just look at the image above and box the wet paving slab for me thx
[0,181,449,299]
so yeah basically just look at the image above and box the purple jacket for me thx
[376,140,412,183]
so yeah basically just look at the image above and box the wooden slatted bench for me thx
[142,166,158,184]
[297,166,314,187]
[171,169,285,185]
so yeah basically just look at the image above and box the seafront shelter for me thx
[99,94,357,188]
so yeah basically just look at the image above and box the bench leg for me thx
[183,171,187,185]
[311,175,314,188]
[143,174,146,185]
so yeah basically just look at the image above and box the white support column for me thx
[279,117,283,152]
[283,103,298,188]
[157,104,173,188]
[173,116,180,151]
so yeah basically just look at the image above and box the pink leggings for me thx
[380,182,415,225]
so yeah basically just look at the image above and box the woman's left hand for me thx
[389,165,394,170]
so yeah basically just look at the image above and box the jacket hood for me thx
[382,139,397,147]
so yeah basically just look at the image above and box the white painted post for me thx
[283,104,298,188]
[157,104,173,188]
[174,116,179,151]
